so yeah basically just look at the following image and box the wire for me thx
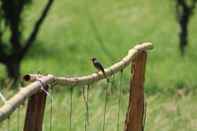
[17,81,23,131]
[17,106,20,131]
[102,81,110,131]
[82,86,87,131]
[82,85,90,131]
[7,116,10,131]
[86,85,90,125]
[69,87,73,131]
[49,87,53,131]
[142,101,147,131]
[117,70,123,131]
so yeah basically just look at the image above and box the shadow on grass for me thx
[25,41,60,59]
[25,40,81,59]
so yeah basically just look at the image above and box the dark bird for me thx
[91,57,109,82]
[91,57,106,76]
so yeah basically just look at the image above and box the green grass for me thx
[0,0,197,130]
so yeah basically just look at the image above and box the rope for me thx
[117,70,123,131]
[37,79,50,96]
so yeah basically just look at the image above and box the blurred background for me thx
[0,0,197,130]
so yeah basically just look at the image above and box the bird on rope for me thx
[91,57,109,82]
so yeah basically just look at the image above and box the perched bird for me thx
[91,57,106,75]
[91,57,110,82]
[91,57,110,79]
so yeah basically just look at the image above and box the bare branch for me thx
[19,0,54,59]
[191,0,197,11]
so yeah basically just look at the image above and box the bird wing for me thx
[95,61,105,74]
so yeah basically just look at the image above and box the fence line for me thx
[0,42,153,131]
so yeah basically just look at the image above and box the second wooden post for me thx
[124,51,147,131]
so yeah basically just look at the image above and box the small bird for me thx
[91,57,107,77]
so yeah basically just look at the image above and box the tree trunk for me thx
[5,60,21,82]
[179,19,188,55]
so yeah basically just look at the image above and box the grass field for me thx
[0,0,197,130]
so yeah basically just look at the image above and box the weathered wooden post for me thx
[124,51,147,131]
[23,83,48,131]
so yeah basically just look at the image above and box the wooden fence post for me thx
[124,51,147,131]
[23,84,48,131]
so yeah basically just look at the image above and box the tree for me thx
[0,0,54,81]
[175,0,197,55]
